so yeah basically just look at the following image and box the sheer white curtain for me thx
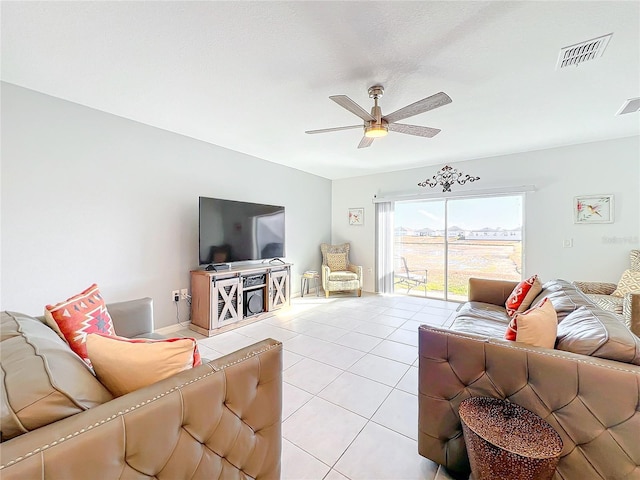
[375,202,394,294]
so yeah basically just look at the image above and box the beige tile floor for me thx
[177,292,461,480]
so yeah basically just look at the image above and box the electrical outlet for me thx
[180,288,188,300]
[171,290,180,302]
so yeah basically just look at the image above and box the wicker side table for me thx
[459,397,563,480]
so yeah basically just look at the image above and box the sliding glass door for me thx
[393,195,523,301]
[394,200,446,298]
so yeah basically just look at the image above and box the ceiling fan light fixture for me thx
[364,124,388,138]
[307,87,451,148]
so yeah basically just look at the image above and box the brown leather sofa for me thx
[418,278,640,480]
[0,299,282,479]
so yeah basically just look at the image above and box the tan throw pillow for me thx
[86,334,201,397]
[327,252,348,271]
[504,298,558,349]
[611,269,640,297]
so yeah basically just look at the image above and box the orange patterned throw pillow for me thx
[505,275,542,317]
[504,298,558,348]
[86,333,202,396]
[45,284,116,365]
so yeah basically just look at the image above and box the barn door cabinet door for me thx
[213,277,242,327]
[269,269,290,311]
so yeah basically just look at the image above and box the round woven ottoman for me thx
[459,397,563,480]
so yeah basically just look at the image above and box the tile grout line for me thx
[282,438,336,477]
[282,360,415,424]
[281,352,416,391]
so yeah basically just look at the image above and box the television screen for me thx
[199,197,285,265]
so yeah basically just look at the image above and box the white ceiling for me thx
[2,1,639,180]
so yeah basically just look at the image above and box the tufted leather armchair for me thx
[574,249,640,336]
[320,243,363,298]
[0,339,283,479]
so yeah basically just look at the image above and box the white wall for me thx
[1,83,332,328]
[333,136,640,292]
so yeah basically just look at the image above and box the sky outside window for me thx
[395,196,522,231]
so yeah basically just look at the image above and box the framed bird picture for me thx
[574,195,614,224]
[348,208,364,226]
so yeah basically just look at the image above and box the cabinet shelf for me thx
[190,263,291,337]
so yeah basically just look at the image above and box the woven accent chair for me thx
[320,243,363,298]
[574,249,640,336]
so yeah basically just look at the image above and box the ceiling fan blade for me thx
[388,123,441,138]
[383,92,452,124]
[305,125,362,134]
[330,95,375,122]
[358,136,374,149]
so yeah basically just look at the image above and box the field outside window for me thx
[393,195,523,301]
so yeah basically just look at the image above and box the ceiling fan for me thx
[305,85,452,149]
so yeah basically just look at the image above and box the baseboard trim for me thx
[155,323,189,336]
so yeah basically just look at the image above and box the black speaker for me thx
[244,288,264,317]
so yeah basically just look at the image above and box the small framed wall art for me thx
[348,208,364,226]
[574,195,614,224]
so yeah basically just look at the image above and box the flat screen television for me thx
[199,197,285,265]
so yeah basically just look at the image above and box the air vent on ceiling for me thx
[616,98,640,115]
[556,33,613,69]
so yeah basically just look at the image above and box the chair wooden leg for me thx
[325,291,329,298]
[357,289,362,297]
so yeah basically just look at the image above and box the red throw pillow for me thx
[505,275,542,316]
[45,284,116,365]
[505,316,517,341]
[504,298,558,348]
